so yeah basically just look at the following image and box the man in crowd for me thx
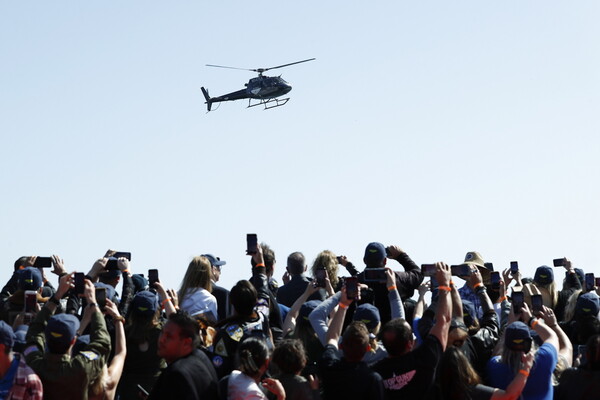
[24,274,111,400]
[203,254,230,321]
[0,321,42,399]
[372,262,452,399]
[148,311,219,400]
[276,252,326,307]
[457,251,494,318]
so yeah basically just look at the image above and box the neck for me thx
[0,353,14,378]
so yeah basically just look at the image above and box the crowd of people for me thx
[0,241,598,400]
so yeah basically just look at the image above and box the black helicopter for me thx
[201,58,315,111]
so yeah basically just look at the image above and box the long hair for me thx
[564,289,583,322]
[178,256,212,305]
[237,337,270,379]
[437,347,481,400]
[533,281,558,309]
[311,250,339,289]
[126,308,161,344]
[500,342,538,377]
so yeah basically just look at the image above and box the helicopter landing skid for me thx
[248,97,290,110]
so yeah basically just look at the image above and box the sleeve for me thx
[309,292,341,346]
[71,308,112,374]
[118,271,134,316]
[388,288,405,320]
[393,252,424,299]
[24,306,53,367]
[317,344,340,369]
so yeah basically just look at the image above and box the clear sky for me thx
[1,2,599,294]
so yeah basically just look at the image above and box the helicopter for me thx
[201,58,315,111]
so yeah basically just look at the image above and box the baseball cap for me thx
[94,282,116,302]
[17,267,43,291]
[202,254,226,268]
[576,292,599,317]
[131,290,159,317]
[45,314,80,348]
[299,300,321,322]
[364,242,387,267]
[353,303,381,331]
[504,321,532,352]
[131,274,149,293]
[534,266,554,285]
[13,325,28,353]
[0,321,16,349]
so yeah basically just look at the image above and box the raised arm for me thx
[325,286,353,348]
[539,305,572,367]
[282,282,319,336]
[490,352,534,400]
[309,292,342,346]
[428,262,452,350]
[386,267,405,320]
[104,299,126,394]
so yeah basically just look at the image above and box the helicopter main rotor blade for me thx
[260,58,316,73]
[205,64,254,72]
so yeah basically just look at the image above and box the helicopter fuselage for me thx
[202,75,291,111]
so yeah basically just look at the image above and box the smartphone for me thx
[246,233,258,255]
[491,271,501,290]
[484,262,494,270]
[451,264,471,277]
[512,291,524,313]
[553,258,566,267]
[74,272,85,295]
[510,261,519,275]
[24,290,37,312]
[148,269,159,286]
[585,273,595,292]
[531,294,543,315]
[33,257,52,268]
[363,268,387,283]
[345,277,358,299]
[105,257,119,271]
[315,268,327,288]
[336,256,343,264]
[421,264,436,277]
[112,251,131,261]
[96,287,107,310]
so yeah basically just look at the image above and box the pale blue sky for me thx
[1,2,599,292]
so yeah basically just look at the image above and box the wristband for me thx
[473,282,483,289]
[519,369,530,377]
[255,263,265,268]
[161,298,171,308]
[113,315,125,324]
[387,285,397,291]
[437,286,452,292]
[531,319,539,329]
[88,303,98,308]
[449,280,454,286]
[338,302,349,309]
[498,296,507,302]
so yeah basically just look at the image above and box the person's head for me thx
[45,314,80,354]
[437,346,481,400]
[311,250,339,289]
[379,318,414,357]
[575,292,600,319]
[460,300,481,335]
[131,274,149,293]
[230,280,258,317]
[251,243,276,277]
[340,321,371,362]
[448,318,470,348]
[363,242,387,268]
[202,254,226,283]
[13,257,28,272]
[500,321,536,375]
[98,269,121,288]
[178,256,213,303]
[0,321,15,358]
[17,267,43,292]
[272,339,307,375]
[463,251,492,284]
[237,337,270,379]
[533,266,558,306]
[158,311,199,364]
[353,303,381,333]
[286,252,305,276]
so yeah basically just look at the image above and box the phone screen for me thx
[364,268,387,283]
[148,269,159,286]
[585,273,595,292]
[491,272,500,290]
[112,252,131,261]
[315,269,327,287]
[512,291,524,313]
[510,261,519,275]
[531,294,543,315]
[96,288,107,310]
[421,264,436,277]
[24,291,37,312]
[345,277,358,299]
[246,233,258,255]
[34,257,52,268]
[74,273,85,295]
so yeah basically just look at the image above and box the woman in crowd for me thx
[555,334,600,399]
[178,256,218,323]
[227,337,285,400]
[310,251,340,291]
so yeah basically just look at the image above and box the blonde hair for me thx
[564,289,583,322]
[311,250,339,289]
[178,256,213,305]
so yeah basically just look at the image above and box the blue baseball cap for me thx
[364,242,387,267]
[353,303,381,330]
[17,267,43,291]
[131,274,149,293]
[45,314,79,348]
[576,292,599,317]
[201,254,226,268]
[299,300,321,322]
[534,266,554,285]
[0,321,16,349]
[504,321,532,352]
[94,282,116,303]
[131,290,158,316]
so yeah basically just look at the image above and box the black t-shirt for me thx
[372,335,443,400]
[318,344,384,400]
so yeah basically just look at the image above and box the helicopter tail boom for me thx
[201,87,213,112]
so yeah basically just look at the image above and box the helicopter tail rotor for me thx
[201,87,213,112]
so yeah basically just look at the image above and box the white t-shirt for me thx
[180,287,218,321]
[227,370,267,400]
